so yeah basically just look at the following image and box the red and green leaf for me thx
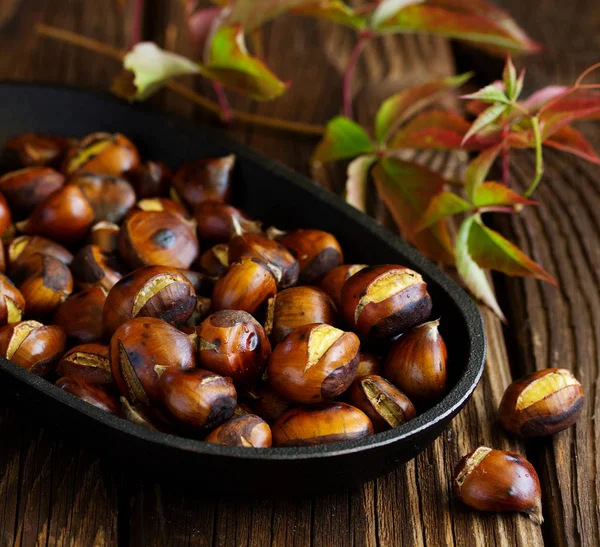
[464,143,503,200]
[543,125,600,165]
[312,116,375,164]
[519,85,568,114]
[537,88,600,139]
[372,157,455,264]
[461,84,510,105]
[416,191,474,231]
[224,0,324,31]
[293,1,366,29]
[345,155,378,212]
[462,103,507,145]
[473,182,535,208]
[370,0,425,28]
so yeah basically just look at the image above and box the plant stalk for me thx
[524,116,544,196]
[212,82,233,123]
[343,33,371,119]
[129,0,144,48]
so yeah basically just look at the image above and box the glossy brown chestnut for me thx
[252,385,292,425]
[71,172,136,223]
[64,132,140,176]
[127,161,171,199]
[205,414,272,447]
[56,343,113,384]
[0,167,65,218]
[0,192,11,236]
[11,254,73,319]
[89,221,120,253]
[156,367,237,430]
[0,320,65,376]
[347,375,416,432]
[171,155,235,208]
[7,235,73,271]
[194,201,260,243]
[197,310,271,385]
[0,273,25,326]
[212,258,277,315]
[177,269,216,297]
[341,265,432,339]
[228,231,299,288]
[498,368,584,438]
[384,319,447,406]
[119,209,199,270]
[355,352,382,378]
[279,229,343,284]
[318,263,367,308]
[268,323,360,404]
[199,243,229,277]
[4,133,71,168]
[52,286,107,344]
[109,317,196,404]
[453,447,543,524]
[103,266,196,335]
[56,376,120,414]
[264,286,337,345]
[0,241,5,274]
[133,197,192,220]
[70,244,123,292]
[16,185,95,245]
[272,402,373,447]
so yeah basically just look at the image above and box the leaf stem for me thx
[211,82,233,123]
[575,61,600,86]
[501,122,510,185]
[343,33,371,119]
[524,115,543,196]
[35,24,325,136]
[129,0,145,48]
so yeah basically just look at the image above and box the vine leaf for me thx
[312,116,375,164]
[537,88,600,139]
[292,1,366,29]
[345,155,378,212]
[461,84,510,105]
[223,0,325,31]
[372,157,455,264]
[464,143,503,201]
[543,125,600,165]
[371,0,424,28]
[473,182,536,208]
[416,191,474,232]
[461,103,507,145]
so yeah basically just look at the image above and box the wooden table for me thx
[1,1,598,545]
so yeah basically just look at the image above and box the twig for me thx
[129,0,144,48]
[343,33,371,119]
[35,24,325,136]
[211,82,233,123]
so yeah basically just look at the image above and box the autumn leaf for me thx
[543,125,600,165]
[345,155,378,211]
[224,0,325,31]
[461,103,507,145]
[293,1,366,29]
[416,191,474,232]
[461,84,510,105]
[185,4,223,53]
[370,0,424,28]
[519,85,568,114]
[372,157,455,264]
[472,182,536,208]
[537,88,600,139]
[312,116,375,164]
[464,143,503,201]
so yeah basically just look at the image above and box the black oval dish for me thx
[0,83,485,495]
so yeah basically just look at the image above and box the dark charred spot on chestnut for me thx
[126,350,144,368]
[205,396,237,429]
[143,323,150,329]
[152,229,176,249]
[211,338,221,350]
[141,332,150,340]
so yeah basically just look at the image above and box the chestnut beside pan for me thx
[0,83,485,495]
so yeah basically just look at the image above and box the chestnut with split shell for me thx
[205,414,272,447]
[70,244,123,292]
[56,376,120,415]
[52,286,107,344]
[127,161,171,199]
[57,343,113,384]
[7,235,73,272]
[318,263,367,309]
[0,167,64,218]
[0,272,25,327]
[71,172,136,223]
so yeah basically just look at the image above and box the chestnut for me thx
[199,243,229,277]
[268,323,360,404]
[184,296,213,330]
[0,192,11,236]
[228,231,299,288]
[252,385,292,425]
[71,172,136,223]
[234,401,254,416]
[56,343,113,384]
[171,155,235,208]
[347,375,416,432]
[0,273,25,326]
[0,241,5,274]
[11,254,73,319]
[127,161,171,199]
[16,185,94,245]
[56,376,120,414]
[120,397,169,431]
[70,244,123,292]
[133,197,192,220]
[194,201,260,243]
[177,269,216,297]
[119,209,199,270]
[205,414,272,447]
[212,258,277,315]
[0,320,65,376]
[272,402,373,447]
[384,319,447,406]
[156,367,237,430]
[356,352,382,378]
[89,221,120,253]
[52,286,107,344]
[453,447,543,524]
[318,264,367,308]
[197,310,271,385]
[3,133,71,168]
[264,286,337,345]
[279,229,343,284]
[341,265,432,340]
[103,265,196,335]
[0,167,65,218]
[109,317,196,404]
[498,368,584,438]
[63,132,140,176]
[7,235,73,271]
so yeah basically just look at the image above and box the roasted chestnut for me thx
[70,244,123,292]
[177,269,216,297]
[11,254,73,319]
[52,286,107,344]
[355,351,382,378]
[127,161,171,199]
[194,201,260,243]
[120,397,169,431]
[199,243,229,277]
[252,385,292,425]
[119,209,199,270]
[16,185,94,245]
[103,265,196,335]
[272,402,373,447]
[64,132,140,176]
[268,323,360,404]
[171,155,235,208]
[212,258,277,315]
[156,367,237,430]
[205,414,272,447]
[71,172,136,223]
[341,265,432,339]
[0,192,11,236]
[197,310,271,385]
[347,375,416,432]
[133,197,192,220]
[0,241,5,274]
[279,229,343,284]
[3,133,71,168]
[56,343,113,384]
[110,317,196,404]
[498,368,584,438]
[89,221,120,253]
[56,376,120,414]
[0,320,65,376]
[264,286,337,345]
[7,235,73,271]
[0,167,65,218]
[318,263,367,308]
